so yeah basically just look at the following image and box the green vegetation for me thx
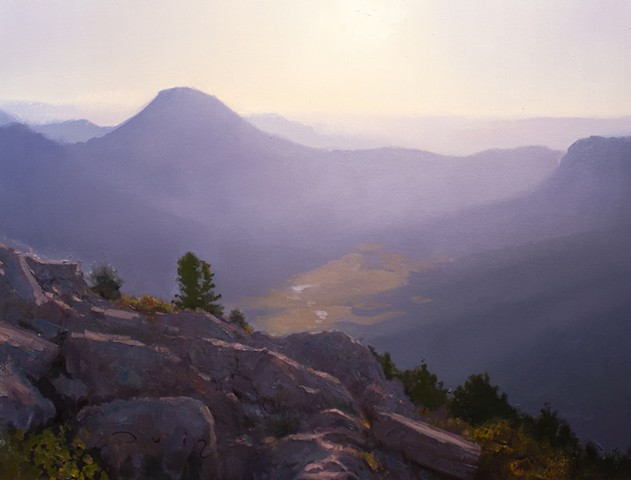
[117,294,175,315]
[370,347,447,412]
[88,264,123,301]
[0,427,108,479]
[173,252,223,316]
[399,362,449,411]
[371,348,631,480]
[450,373,518,426]
[228,308,254,334]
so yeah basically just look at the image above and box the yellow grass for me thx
[246,245,449,334]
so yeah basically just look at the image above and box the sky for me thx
[1,0,630,125]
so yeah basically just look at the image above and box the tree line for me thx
[370,349,631,479]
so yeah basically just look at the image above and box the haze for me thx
[2,0,630,127]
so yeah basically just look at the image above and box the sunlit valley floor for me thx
[246,243,448,335]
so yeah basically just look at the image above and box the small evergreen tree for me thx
[369,347,400,380]
[174,252,223,316]
[229,308,254,333]
[450,373,518,426]
[88,264,123,300]
[399,361,448,411]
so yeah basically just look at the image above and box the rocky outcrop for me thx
[0,321,58,431]
[77,397,220,480]
[372,412,481,480]
[0,244,480,479]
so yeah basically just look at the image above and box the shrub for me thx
[449,373,518,426]
[0,426,109,479]
[118,294,175,315]
[88,264,123,301]
[228,309,254,334]
[399,361,448,411]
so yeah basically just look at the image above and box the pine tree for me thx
[174,252,223,316]
[89,264,123,300]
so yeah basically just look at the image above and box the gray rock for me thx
[0,246,481,478]
[0,245,47,305]
[0,321,59,380]
[77,396,220,480]
[0,363,55,431]
[25,253,87,297]
[371,412,481,480]
[257,331,419,418]
[263,431,380,480]
[62,330,216,403]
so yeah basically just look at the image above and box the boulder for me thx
[371,412,481,480]
[264,432,380,480]
[0,322,59,379]
[24,253,87,297]
[186,338,358,416]
[258,331,419,419]
[0,245,47,305]
[61,330,215,403]
[0,322,59,431]
[0,363,56,432]
[76,397,220,480]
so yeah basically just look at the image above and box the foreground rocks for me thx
[0,244,481,479]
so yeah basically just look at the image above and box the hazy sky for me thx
[1,0,630,124]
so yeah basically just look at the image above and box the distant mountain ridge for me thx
[2,86,631,449]
[333,134,631,449]
[0,109,19,126]
[246,113,387,150]
[248,113,631,155]
[30,119,113,143]
[0,86,561,297]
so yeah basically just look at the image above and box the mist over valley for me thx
[2,87,631,451]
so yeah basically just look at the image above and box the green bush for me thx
[0,427,109,479]
[399,361,448,411]
[118,294,175,315]
[88,264,123,301]
[450,373,518,426]
[228,309,254,334]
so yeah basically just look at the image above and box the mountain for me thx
[0,87,559,300]
[29,119,113,143]
[384,135,631,260]
[2,86,630,449]
[0,109,19,126]
[248,114,631,155]
[343,223,631,446]
[246,112,386,150]
[333,137,631,448]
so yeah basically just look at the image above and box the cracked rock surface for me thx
[0,244,480,479]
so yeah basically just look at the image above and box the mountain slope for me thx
[30,119,113,143]
[0,87,560,300]
[388,135,631,260]
[0,110,19,126]
[248,134,631,448]
[348,223,631,448]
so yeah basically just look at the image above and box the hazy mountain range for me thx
[0,87,560,297]
[1,87,630,448]
[0,110,112,144]
[247,112,631,155]
[3,98,631,154]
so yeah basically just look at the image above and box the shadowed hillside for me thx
[0,87,559,300]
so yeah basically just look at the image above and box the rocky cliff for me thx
[0,244,480,479]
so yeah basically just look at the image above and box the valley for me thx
[1,87,630,451]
